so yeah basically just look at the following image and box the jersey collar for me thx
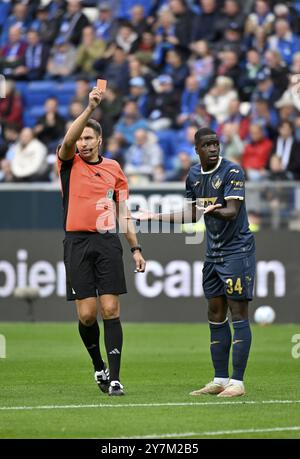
[81,155,103,165]
[201,156,223,175]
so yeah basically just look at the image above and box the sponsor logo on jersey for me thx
[198,197,218,207]
[212,175,222,190]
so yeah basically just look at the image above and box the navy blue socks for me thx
[232,320,252,381]
[209,319,232,378]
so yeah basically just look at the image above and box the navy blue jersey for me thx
[186,158,255,260]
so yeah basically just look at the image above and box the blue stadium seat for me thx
[55,82,76,105]
[23,81,55,106]
[58,105,69,118]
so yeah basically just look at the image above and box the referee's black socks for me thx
[103,317,123,382]
[78,320,105,372]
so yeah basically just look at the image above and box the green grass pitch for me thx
[0,322,299,439]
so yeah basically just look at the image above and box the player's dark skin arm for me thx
[205,199,242,221]
[129,202,206,224]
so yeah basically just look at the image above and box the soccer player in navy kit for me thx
[132,127,255,397]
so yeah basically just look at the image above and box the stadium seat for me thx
[23,81,55,106]
[55,82,76,105]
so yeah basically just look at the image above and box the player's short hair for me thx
[194,127,217,145]
[86,119,102,137]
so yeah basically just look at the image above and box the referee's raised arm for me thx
[59,87,103,161]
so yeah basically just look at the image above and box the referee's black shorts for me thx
[63,232,127,301]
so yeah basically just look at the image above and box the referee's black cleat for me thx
[108,380,124,396]
[94,365,110,393]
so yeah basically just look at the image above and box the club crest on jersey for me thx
[107,189,114,200]
[212,175,222,190]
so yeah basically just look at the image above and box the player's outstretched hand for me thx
[88,87,103,110]
[203,204,222,215]
[125,209,157,222]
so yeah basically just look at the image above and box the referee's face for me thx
[195,134,220,171]
[77,127,102,162]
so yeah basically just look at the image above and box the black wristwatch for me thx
[131,245,142,253]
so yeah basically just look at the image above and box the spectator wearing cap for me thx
[242,123,273,181]
[57,0,89,47]
[94,2,119,43]
[14,29,50,80]
[191,0,220,43]
[267,19,300,67]
[251,68,280,104]
[129,77,149,117]
[164,48,189,90]
[214,21,245,56]
[75,26,106,77]
[47,36,77,79]
[203,75,238,124]
[147,74,181,130]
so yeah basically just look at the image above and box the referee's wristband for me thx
[130,245,142,253]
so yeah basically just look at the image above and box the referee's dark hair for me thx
[86,119,102,137]
[194,127,217,145]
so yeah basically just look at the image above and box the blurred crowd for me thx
[1,0,300,184]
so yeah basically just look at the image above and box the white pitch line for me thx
[0,400,300,411]
[122,426,300,439]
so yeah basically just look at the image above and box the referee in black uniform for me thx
[57,86,146,396]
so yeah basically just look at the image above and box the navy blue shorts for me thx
[203,252,256,301]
